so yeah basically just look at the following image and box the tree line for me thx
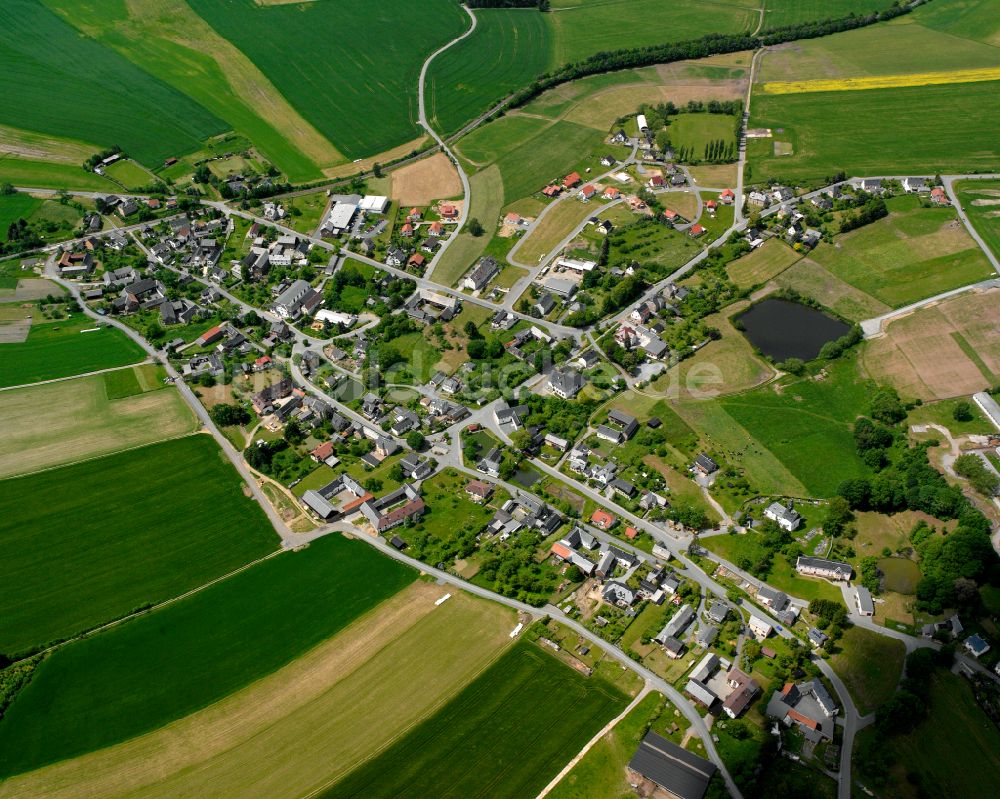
[506,2,921,109]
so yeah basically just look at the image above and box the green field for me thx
[0,193,85,249]
[187,0,467,159]
[0,435,278,655]
[829,625,906,714]
[807,195,995,307]
[726,239,803,288]
[749,80,1000,181]
[669,113,738,156]
[321,638,628,799]
[956,178,1000,263]
[102,158,155,190]
[715,358,871,497]
[0,0,225,166]
[760,0,889,28]
[428,8,554,134]
[0,156,118,191]
[0,313,146,388]
[547,0,755,64]
[0,192,43,239]
[907,0,1000,48]
[0,533,414,778]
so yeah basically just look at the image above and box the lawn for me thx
[606,218,700,269]
[956,178,1000,263]
[283,190,330,234]
[547,691,665,799]
[807,195,994,308]
[0,192,43,238]
[716,358,872,498]
[516,198,598,265]
[386,331,443,383]
[0,434,278,656]
[0,533,414,778]
[726,238,803,289]
[428,8,554,134]
[102,158,155,189]
[829,625,906,715]
[668,112,738,157]
[748,79,1000,181]
[320,637,629,799]
[411,469,499,542]
[0,312,146,388]
[0,0,225,166]
[760,0,885,28]
[860,670,1000,797]
[187,0,467,159]
[0,586,516,799]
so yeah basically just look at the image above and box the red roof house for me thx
[591,509,617,530]
[563,171,582,188]
[720,189,735,204]
[689,224,706,237]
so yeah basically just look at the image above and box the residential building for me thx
[548,368,584,399]
[722,669,760,719]
[764,501,802,532]
[464,256,499,291]
[796,556,853,582]
[748,615,773,640]
[627,732,717,799]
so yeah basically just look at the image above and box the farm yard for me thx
[0,586,514,799]
[0,312,147,388]
[320,637,629,799]
[0,434,278,656]
[0,367,196,478]
[860,287,1000,401]
[0,534,413,778]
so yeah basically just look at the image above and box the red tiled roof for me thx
[591,509,615,528]
[625,526,638,539]
[786,708,818,730]
[551,542,573,560]
[311,441,335,460]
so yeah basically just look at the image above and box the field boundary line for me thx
[0,359,152,393]
[535,682,653,799]
[18,548,286,665]
[0,427,202,482]
[298,624,519,799]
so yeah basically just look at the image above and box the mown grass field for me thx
[668,112,737,155]
[748,79,1000,181]
[0,156,117,191]
[432,166,504,287]
[0,313,146,388]
[102,158,155,190]
[910,0,1000,47]
[0,367,195,478]
[956,178,1000,262]
[716,359,871,497]
[0,435,277,656]
[321,637,628,799]
[516,198,599,265]
[760,0,888,28]
[45,0,343,181]
[773,257,891,322]
[0,0,225,167]
[726,239,803,288]
[806,195,994,308]
[0,192,42,238]
[0,586,515,799]
[0,534,414,778]
[428,8,554,134]
[187,0,467,159]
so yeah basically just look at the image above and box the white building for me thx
[748,615,773,640]
[359,195,389,213]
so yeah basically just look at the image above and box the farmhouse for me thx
[655,604,694,644]
[722,668,760,719]
[359,484,424,532]
[692,454,718,475]
[767,681,839,743]
[796,556,853,582]
[763,501,802,532]
[301,474,371,520]
[627,732,717,799]
[465,480,493,503]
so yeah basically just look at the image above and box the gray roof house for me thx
[548,368,584,400]
[627,732,717,799]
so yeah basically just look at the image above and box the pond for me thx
[878,557,921,595]
[737,298,851,361]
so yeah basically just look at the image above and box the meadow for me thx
[808,195,995,307]
[0,0,225,167]
[909,0,1000,47]
[321,638,629,799]
[0,587,515,799]
[102,158,155,190]
[668,113,738,156]
[0,367,195,478]
[773,257,891,322]
[546,0,755,64]
[0,533,414,778]
[829,625,904,715]
[0,435,278,656]
[748,80,1000,181]
[515,198,600,265]
[187,0,467,159]
[427,8,554,134]
[716,358,871,497]
[759,0,888,28]
[432,166,503,287]
[726,238,803,288]
[0,156,117,192]
[44,0,343,181]
[956,178,1000,262]
[0,312,146,388]
[0,193,42,238]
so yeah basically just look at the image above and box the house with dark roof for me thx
[796,556,853,582]
[693,453,718,475]
[722,668,759,719]
[627,732,717,799]
[766,680,839,743]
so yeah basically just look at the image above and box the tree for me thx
[468,217,484,237]
[406,431,425,451]
[509,429,533,452]
[952,401,973,422]
[823,496,854,538]
[372,162,382,178]
[777,357,805,375]
[954,453,999,496]
[467,339,487,359]
[210,403,250,427]
[870,386,906,425]
[198,371,216,388]
[283,420,305,445]
[464,320,482,339]
[364,477,383,493]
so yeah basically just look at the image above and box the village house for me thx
[766,681,839,743]
[796,556,853,582]
[764,501,802,532]
[548,367,584,400]
[463,256,499,291]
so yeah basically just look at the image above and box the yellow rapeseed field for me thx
[762,67,1000,94]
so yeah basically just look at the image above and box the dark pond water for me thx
[738,298,851,361]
